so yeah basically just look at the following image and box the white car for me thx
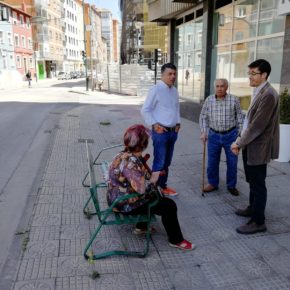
[57,72,70,80]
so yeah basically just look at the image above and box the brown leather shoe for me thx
[228,187,239,196]
[235,206,252,217]
[203,184,218,193]
[236,220,267,235]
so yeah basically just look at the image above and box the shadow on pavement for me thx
[51,79,86,88]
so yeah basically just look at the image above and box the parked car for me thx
[70,71,78,79]
[57,72,70,80]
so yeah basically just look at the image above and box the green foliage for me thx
[280,88,290,124]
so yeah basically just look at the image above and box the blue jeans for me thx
[152,130,178,189]
[207,128,238,188]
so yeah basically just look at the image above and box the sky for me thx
[89,0,121,21]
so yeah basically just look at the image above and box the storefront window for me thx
[175,26,184,53]
[174,17,203,101]
[195,20,203,49]
[258,0,285,36]
[211,0,285,109]
[230,41,255,109]
[216,45,231,81]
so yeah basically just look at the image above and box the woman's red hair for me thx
[123,124,150,152]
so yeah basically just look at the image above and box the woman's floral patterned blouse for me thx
[107,151,150,213]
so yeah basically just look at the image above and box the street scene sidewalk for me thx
[2,90,290,290]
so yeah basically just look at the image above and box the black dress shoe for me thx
[228,187,239,196]
[235,206,252,217]
[236,220,267,235]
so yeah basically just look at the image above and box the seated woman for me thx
[107,124,195,251]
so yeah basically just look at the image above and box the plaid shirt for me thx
[199,94,244,134]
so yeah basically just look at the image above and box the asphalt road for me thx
[0,80,81,274]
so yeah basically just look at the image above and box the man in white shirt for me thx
[141,63,180,196]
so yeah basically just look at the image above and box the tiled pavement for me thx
[5,100,290,289]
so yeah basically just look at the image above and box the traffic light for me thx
[81,50,86,64]
[154,48,162,63]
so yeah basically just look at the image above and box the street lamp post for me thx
[83,0,88,91]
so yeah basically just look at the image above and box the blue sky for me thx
[89,0,121,21]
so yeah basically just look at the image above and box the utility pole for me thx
[83,0,88,91]
[89,7,93,91]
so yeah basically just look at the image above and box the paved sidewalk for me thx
[3,92,290,290]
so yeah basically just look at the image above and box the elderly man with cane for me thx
[199,78,243,196]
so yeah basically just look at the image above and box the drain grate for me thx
[44,130,52,134]
[78,138,94,144]
[67,114,79,118]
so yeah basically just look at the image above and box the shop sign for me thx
[278,0,290,15]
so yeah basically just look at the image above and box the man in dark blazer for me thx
[231,59,280,235]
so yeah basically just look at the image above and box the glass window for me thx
[230,41,255,109]
[175,26,184,53]
[16,55,21,68]
[216,45,231,81]
[184,22,194,51]
[22,36,26,48]
[233,1,258,40]
[195,20,203,49]
[7,32,12,45]
[216,5,233,45]
[14,35,19,46]
[257,37,284,91]
[174,18,203,101]
[258,0,285,36]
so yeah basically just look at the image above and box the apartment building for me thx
[63,0,84,73]
[0,1,34,87]
[2,0,115,84]
[112,19,120,63]
[98,8,114,63]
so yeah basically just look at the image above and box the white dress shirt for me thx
[141,80,180,127]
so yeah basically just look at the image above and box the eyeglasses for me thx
[247,71,262,76]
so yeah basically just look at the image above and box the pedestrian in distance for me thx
[185,69,190,85]
[26,71,32,88]
[107,124,195,251]
[141,63,180,197]
[231,59,280,235]
[199,78,244,196]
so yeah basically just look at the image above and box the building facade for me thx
[63,0,84,73]
[112,19,120,63]
[147,0,290,111]
[98,8,114,63]
[120,0,168,65]
[2,0,115,86]
[0,2,16,74]
[0,1,34,88]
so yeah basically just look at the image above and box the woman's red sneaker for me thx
[169,239,196,251]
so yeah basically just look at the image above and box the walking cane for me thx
[201,141,206,197]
